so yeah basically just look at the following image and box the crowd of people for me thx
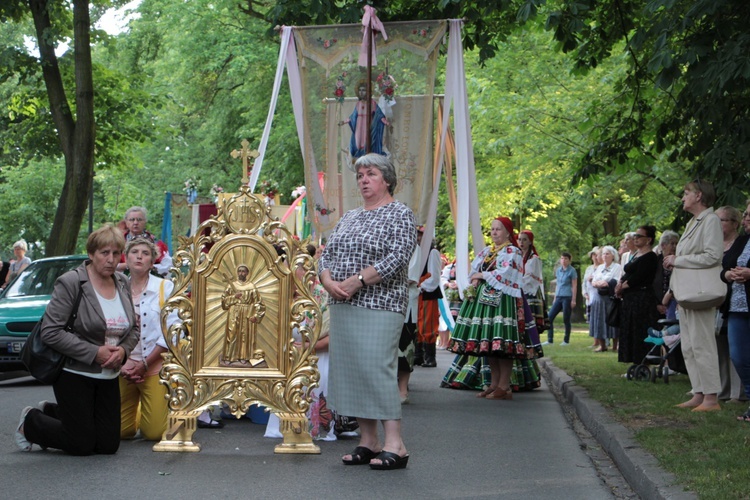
[11,173,750,468]
[575,181,750,419]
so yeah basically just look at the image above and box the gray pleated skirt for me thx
[328,304,404,420]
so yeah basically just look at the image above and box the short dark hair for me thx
[561,252,572,259]
[638,225,657,246]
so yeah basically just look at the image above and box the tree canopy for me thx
[0,0,748,267]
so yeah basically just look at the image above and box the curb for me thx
[539,358,696,500]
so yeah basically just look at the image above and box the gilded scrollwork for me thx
[155,186,321,453]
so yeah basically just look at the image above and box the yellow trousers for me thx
[119,374,168,441]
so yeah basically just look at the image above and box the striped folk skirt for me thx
[448,282,529,359]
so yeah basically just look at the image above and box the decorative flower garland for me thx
[411,27,432,38]
[333,72,347,103]
[317,37,338,49]
[315,203,335,216]
[259,179,280,199]
[376,72,397,101]
[445,288,461,303]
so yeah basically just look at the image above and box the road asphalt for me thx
[1,349,694,499]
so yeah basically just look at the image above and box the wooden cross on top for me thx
[230,139,260,184]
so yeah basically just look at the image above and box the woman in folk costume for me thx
[511,230,545,391]
[448,216,533,400]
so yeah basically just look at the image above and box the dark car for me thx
[0,255,87,372]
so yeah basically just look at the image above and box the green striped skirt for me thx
[447,282,528,359]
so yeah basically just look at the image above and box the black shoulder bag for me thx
[21,284,83,384]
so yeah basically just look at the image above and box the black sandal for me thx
[342,446,378,465]
[736,408,750,422]
[369,451,409,470]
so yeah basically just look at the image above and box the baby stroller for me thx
[627,318,687,383]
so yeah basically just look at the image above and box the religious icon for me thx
[219,264,267,368]
[339,80,389,160]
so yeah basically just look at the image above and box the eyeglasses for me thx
[632,234,648,239]
[127,218,145,223]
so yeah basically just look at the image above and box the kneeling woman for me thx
[448,216,529,400]
[16,225,139,454]
[119,237,176,440]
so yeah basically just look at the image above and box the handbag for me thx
[606,298,621,328]
[669,265,726,310]
[20,284,82,384]
[477,285,503,307]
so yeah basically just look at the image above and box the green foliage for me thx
[2,0,749,261]
[114,0,303,213]
[443,22,678,279]
[547,0,750,205]
[0,159,65,260]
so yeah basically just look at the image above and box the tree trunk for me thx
[30,0,95,256]
[602,198,619,238]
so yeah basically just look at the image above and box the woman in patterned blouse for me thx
[319,153,416,471]
[448,217,530,400]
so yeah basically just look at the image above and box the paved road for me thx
[1,350,621,499]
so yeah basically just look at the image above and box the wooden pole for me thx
[366,24,373,154]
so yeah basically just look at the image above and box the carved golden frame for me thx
[153,187,321,454]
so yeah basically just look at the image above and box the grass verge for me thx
[544,324,750,500]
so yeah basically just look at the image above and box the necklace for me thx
[484,242,510,265]
[131,277,148,297]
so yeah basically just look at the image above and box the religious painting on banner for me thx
[292,20,446,236]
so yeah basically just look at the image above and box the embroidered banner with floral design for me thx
[291,20,446,235]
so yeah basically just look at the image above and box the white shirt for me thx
[404,247,421,323]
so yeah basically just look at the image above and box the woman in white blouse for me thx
[590,246,622,352]
[119,238,175,440]
[518,230,545,350]
[583,247,601,329]
[448,217,529,400]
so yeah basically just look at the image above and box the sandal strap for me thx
[375,451,401,465]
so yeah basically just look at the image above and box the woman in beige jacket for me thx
[663,180,724,412]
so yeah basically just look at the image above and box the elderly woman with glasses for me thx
[654,230,680,321]
[721,202,750,420]
[116,206,173,276]
[590,246,622,352]
[715,206,747,403]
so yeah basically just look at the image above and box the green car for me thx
[0,255,87,372]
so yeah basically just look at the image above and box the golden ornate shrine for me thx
[153,185,321,454]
